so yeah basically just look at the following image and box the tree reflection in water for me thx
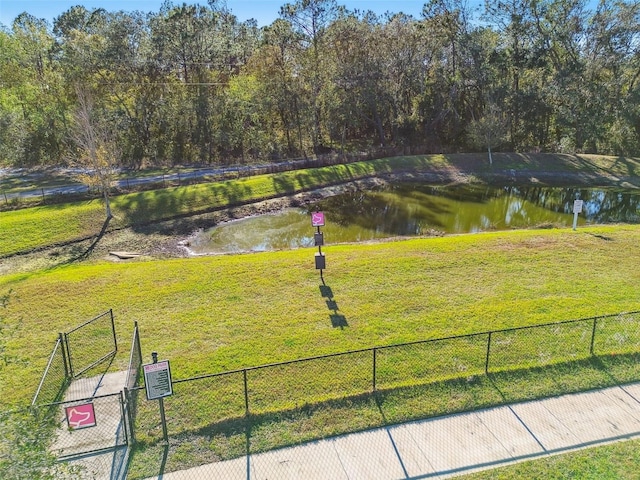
[187,185,640,254]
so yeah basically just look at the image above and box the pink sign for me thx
[311,211,325,227]
[65,403,97,430]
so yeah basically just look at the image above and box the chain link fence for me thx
[32,335,69,408]
[64,309,117,378]
[46,392,128,459]
[127,311,640,479]
[32,310,118,408]
[124,322,143,445]
[17,310,640,478]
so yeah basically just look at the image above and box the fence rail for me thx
[1,143,435,209]
[31,336,69,407]
[124,321,143,444]
[31,310,119,409]
[131,311,640,446]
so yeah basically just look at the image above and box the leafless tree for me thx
[70,85,119,220]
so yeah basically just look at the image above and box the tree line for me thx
[1,0,639,169]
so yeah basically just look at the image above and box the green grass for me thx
[3,153,639,257]
[125,353,640,478]
[3,153,640,476]
[2,224,640,410]
[459,438,640,479]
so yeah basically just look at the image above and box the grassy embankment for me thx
[2,153,640,476]
[3,224,640,475]
[2,152,639,257]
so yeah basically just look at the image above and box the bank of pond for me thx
[187,184,640,254]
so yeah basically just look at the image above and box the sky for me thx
[0,0,436,28]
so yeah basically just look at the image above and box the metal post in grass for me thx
[62,332,74,378]
[109,309,118,353]
[312,212,326,281]
[485,332,493,374]
[143,352,172,444]
[59,332,70,379]
[590,316,598,355]
[573,199,583,231]
[243,369,249,416]
[372,348,377,392]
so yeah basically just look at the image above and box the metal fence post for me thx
[62,332,74,379]
[243,369,250,416]
[590,317,598,355]
[119,390,130,446]
[135,321,142,364]
[372,348,377,392]
[110,309,118,352]
[58,332,70,379]
[485,332,493,374]
[124,387,138,445]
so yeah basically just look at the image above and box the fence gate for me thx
[63,309,118,378]
[41,391,129,459]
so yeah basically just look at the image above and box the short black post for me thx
[312,212,326,278]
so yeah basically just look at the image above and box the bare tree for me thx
[70,86,118,220]
[468,102,508,167]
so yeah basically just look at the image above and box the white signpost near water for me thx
[573,200,584,231]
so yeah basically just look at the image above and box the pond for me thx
[186,184,640,254]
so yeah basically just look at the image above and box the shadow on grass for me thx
[56,215,112,266]
[319,282,348,328]
[126,353,640,479]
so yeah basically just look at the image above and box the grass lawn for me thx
[2,224,640,410]
[2,153,640,477]
[460,438,640,479]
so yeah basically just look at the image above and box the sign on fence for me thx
[65,403,97,430]
[143,359,173,400]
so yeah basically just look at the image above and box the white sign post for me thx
[572,200,584,231]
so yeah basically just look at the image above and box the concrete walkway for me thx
[150,382,640,479]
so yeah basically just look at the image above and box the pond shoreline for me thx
[3,166,639,275]
[74,167,640,255]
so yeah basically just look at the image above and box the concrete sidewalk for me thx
[149,382,640,479]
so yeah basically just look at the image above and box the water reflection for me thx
[187,185,640,254]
